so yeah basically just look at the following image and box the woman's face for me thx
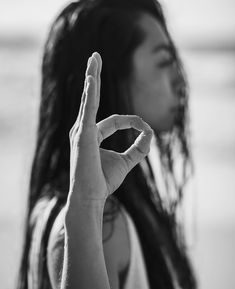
[129,13,183,133]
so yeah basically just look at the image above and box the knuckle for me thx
[123,153,133,168]
[111,114,119,121]
[134,115,141,121]
[130,115,141,127]
[111,114,119,129]
[114,118,119,130]
[136,116,143,125]
[132,115,141,120]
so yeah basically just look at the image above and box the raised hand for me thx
[68,52,153,204]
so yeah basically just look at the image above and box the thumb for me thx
[121,128,153,173]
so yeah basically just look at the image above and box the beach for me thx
[1,8,235,289]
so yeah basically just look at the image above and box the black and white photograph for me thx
[0,0,234,288]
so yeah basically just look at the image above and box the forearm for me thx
[61,197,110,289]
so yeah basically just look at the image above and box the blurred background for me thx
[0,0,234,288]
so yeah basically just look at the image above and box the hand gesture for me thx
[68,52,153,204]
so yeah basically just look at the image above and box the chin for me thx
[154,120,175,134]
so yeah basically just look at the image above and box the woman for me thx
[17,0,197,288]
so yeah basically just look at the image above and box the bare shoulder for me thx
[47,198,130,289]
[103,197,130,274]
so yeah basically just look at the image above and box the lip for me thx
[170,106,181,122]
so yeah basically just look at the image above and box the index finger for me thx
[121,128,153,172]
[97,114,151,145]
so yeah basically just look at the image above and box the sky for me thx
[0,2,235,288]
[0,0,234,227]
[0,0,234,43]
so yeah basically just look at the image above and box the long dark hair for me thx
[17,0,197,288]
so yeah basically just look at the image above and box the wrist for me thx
[64,195,106,228]
[68,182,109,202]
[67,188,107,208]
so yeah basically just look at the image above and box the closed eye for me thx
[152,44,177,68]
[158,56,175,68]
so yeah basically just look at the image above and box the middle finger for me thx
[73,54,98,133]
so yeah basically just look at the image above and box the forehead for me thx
[137,13,170,52]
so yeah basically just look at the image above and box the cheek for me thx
[146,79,173,114]
[129,70,175,130]
[131,83,166,125]
[132,87,175,132]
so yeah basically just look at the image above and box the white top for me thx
[120,207,150,289]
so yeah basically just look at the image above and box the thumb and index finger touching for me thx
[78,52,154,169]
